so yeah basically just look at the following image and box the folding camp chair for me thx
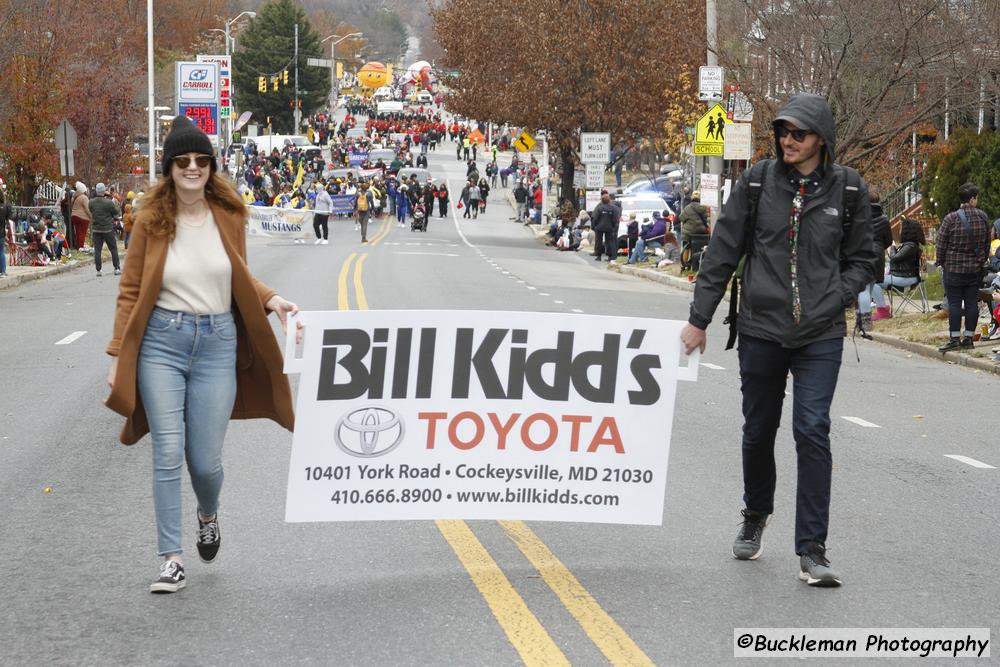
[886,276,929,314]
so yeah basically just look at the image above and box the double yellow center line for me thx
[337,217,392,311]
[334,215,653,666]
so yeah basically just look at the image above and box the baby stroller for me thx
[411,202,427,232]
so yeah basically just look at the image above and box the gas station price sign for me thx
[178,103,218,136]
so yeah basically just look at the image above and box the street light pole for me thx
[222,11,255,160]
[294,23,300,133]
[224,21,231,158]
[322,32,364,111]
[147,0,155,187]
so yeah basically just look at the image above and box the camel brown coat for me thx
[104,203,295,445]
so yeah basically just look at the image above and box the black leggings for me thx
[944,272,979,335]
[313,213,329,240]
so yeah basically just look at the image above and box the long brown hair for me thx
[138,171,247,239]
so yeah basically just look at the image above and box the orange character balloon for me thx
[358,62,388,89]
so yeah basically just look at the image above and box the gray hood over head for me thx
[772,93,836,170]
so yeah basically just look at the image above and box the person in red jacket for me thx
[531,183,544,224]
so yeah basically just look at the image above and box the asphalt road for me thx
[1,135,997,665]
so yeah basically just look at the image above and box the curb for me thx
[867,331,1000,376]
[0,249,128,292]
[610,263,695,292]
[0,259,85,291]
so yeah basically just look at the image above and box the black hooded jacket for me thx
[689,93,875,347]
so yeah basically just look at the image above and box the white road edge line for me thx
[700,362,725,370]
[841,416,881,428]
[56,331,87,345]
[944,455,996,469]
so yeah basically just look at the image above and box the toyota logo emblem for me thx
[335,406,405,458]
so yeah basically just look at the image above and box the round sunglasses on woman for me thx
[105,115,301,594]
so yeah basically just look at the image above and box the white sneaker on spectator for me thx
[321,239,329,245]
[314,239,322,245]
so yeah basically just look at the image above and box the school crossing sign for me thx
[694,103,728,156]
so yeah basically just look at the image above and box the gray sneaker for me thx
[733,509,769,560]
[798,541,842,587]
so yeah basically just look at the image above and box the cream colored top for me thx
[156,211,232,315]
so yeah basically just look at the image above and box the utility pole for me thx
[706,0,722,179]
[294,23,300,134]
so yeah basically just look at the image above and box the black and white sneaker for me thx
[197,514,221,563]
[798,541,842,587]
[733,509,769,560]
[150,560,185,593]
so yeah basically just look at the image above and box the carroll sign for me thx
[283,310,699,524]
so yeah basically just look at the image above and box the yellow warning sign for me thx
[694,103,727,156]
[514,130,536,153]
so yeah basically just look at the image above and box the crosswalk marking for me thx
[700,362,725,370]
[841,416,881,428]
[55,331,87,345]
[944,455,996,469]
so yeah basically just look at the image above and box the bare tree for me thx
[718,0,998,187]
[432,0,703,219]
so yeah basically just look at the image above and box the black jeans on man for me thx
[944,271,979,335]
[92,231,120,272]
[737,334,843,554]
[593,229,616,260]
[313,213,329,240]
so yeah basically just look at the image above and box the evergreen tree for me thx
[924,129,1000,220]
[233,0,331,135]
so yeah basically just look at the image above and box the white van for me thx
[374,87,394,101]
[377,101,404,114]
[249,134,322,159]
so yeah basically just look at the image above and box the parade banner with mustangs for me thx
[247,207,313,240]
[283,310,699,525]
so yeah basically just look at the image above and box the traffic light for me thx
[272,76,279,92]
[283,70,289,85]
[258,76,266,93]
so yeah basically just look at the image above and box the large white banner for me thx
[247,206,313,240]
[283,310,698,525]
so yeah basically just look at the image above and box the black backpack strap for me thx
[724,160,770,350]
[839,166,862,264]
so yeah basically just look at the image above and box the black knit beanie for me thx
[162,115,216,175]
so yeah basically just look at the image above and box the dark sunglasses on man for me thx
[775,126,815,142]
[173,155,213,169]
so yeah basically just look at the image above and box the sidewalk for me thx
[504,191,1000,378]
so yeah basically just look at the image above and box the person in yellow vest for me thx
[353,179,374,244]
